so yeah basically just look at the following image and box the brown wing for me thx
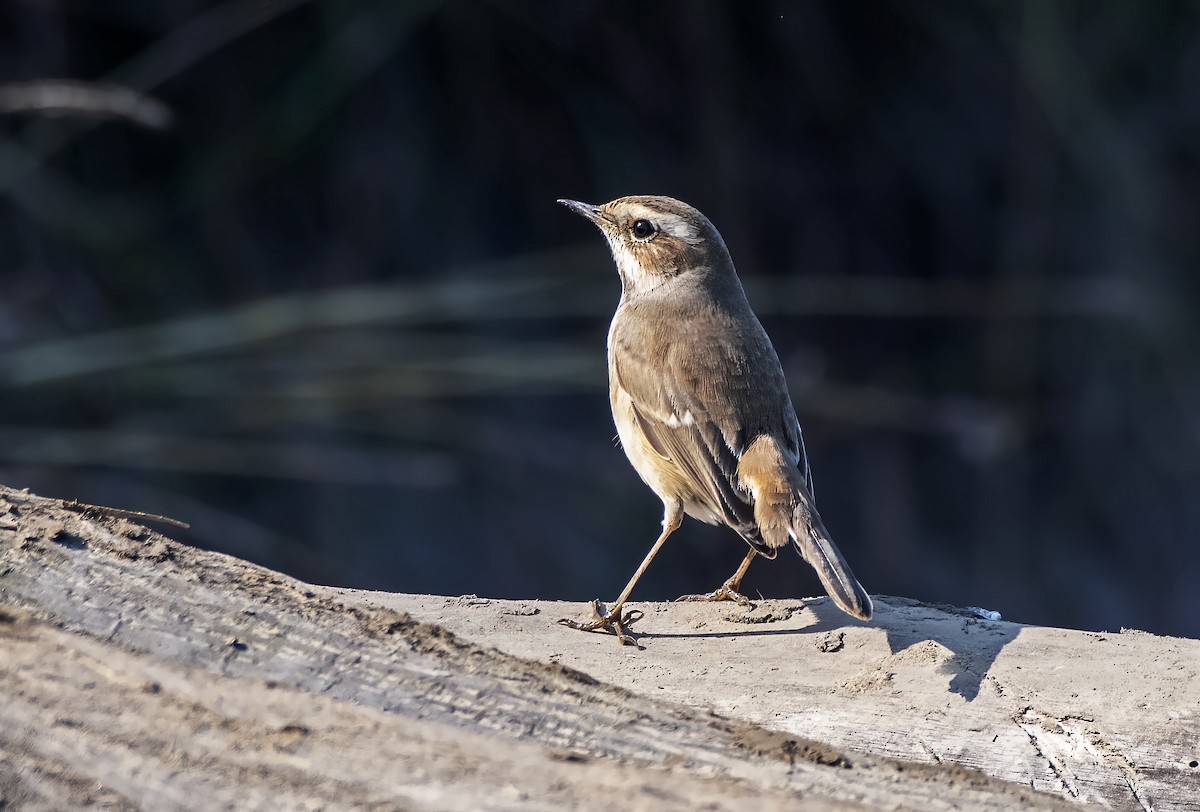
[611,298,809,557]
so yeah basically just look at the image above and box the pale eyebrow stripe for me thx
[656,213,703,244]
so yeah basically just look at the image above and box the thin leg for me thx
[559,502,683,646]
[676,547,757,606]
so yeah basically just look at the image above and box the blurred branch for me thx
[109,0,314,92]
[0,246,595,387]
[798,382,1023,459]
[180,0,443,206]
[0,0,315,194]
[1011,2,1160,233]
[0,427,456,487]
[745,274,1167,322]
[0,1,442,256]
[0,81,172,130]
[0,251,1166,390]
[161,339,603,399]
[0,149,160,251]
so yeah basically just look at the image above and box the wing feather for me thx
[613,344,784,555]
[609,293,816,559]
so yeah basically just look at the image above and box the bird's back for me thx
[608,277,811,548]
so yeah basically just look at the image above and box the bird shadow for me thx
[638,594,1019,702]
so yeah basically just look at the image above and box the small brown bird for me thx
[558,195,872,645]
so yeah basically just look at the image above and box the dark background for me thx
[2,1,1198,638]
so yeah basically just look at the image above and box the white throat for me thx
[606,238,670,298]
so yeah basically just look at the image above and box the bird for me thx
[557,195,872,645]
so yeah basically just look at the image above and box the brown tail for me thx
[738,436,873,621]
[790,499,873,621]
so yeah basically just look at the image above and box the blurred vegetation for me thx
[2,1,1198,637]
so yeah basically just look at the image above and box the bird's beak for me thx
[557,199,607,227]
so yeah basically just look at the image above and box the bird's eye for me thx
[630,219,657,240]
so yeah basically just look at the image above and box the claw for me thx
[558,599,645,647]
[675,582,753,607]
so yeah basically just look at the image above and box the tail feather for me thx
[738,435,873,621]
[790,504,873,621]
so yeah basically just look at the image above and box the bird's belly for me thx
[610,384,672,497]
[610,383,721,524]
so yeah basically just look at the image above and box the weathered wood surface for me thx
[0,485,1194,810]
[372,595,1200,812]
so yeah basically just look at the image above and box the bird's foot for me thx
[675,580,753,607]
[558,599,644,647]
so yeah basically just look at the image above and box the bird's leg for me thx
[676,547,756,606]
[559,503,683,646]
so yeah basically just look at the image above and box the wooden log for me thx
[1,484,1192,810]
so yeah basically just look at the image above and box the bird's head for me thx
[558,195,732,297]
